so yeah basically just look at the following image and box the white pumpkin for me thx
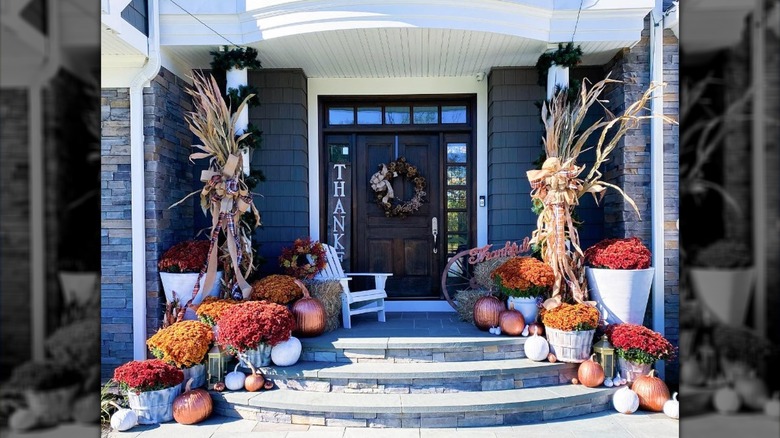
[713,387,741,414]
[271,336,302,367]
[763,392,780,418]
[524,331,549,362]
[110,408,138,432]
[9,409,39,431]
[225,363,247,391]
[604,378,613,388]
[663,392,679,419]
[613,386,640,414]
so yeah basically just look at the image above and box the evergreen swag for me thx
[227,84,261,110]
[209,46,262,71]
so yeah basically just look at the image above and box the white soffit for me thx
[681,0,754,54]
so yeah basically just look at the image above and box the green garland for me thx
[226,84,261,110]
[209,46,262,71]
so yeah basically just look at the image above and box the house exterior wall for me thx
[101,87,134,379]
[0,88,31,377]
[247,69,309,275]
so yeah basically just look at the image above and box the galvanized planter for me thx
[127,385,181,424]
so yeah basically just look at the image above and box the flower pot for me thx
[545,328,595,363]
[159,271,223,320]
[127,385,181,424]
[58,271,99,306]
[238,344,272,370]
[617,356,652,384]
[180,363,206,391]
[507,296,539,324]
[586,267,654,325]
[24,385,80,422]
[689,267,755,325]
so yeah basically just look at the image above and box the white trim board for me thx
[307,76,488,247]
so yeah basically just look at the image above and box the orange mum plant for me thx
[491,257,555,299]
[250,274,302,304]
[541,303,600,332]
[146,320,214,368]
[195,296,238,326]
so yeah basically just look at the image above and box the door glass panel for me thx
[446,143,467,163]
[413,106,439,124]
[447,166,466,185]
[385,106,411,124]
[447,212,468,233]
[447,189,467,209]
[442,105,467,123]
[357,107,382,124]
[448,234,468,254]
[329,107,354,125]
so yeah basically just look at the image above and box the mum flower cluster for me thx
[146,320,213,368]
[113,359,184,393]
[196,296,238,326]
[584,237,651,270]
[279,237,327,279]
[491,257,555,298]
[606,323,676,364]
[158,240,211,273]
[250,274,302,304]
[541,303,600,331]
[9,361,81,391]
[217,301,296,353]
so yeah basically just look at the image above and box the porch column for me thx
[225,65,250,175]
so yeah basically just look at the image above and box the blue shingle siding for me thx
[120,0,149,36]
[100,88,133,379]
[247,69,309,275]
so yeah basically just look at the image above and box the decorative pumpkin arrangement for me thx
[577,354,605,388]
[224,363,246,391]
[109,402,138,432]
[271,336,303,367]
[663,392,679,419]
[631,370,670,412]
[713,386,741,414]
[173,378,213,425]
[613,386,640,414]
[291,279,326,337]
[473,294,505,330]
[498,302,526,336]
[523,328,550,362]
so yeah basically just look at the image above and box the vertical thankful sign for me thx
[328,144,351,270]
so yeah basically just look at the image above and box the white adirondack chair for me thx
[314,244,392,329]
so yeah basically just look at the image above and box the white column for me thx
[751,0,767,337]
[29,84,45,361]
[226,67,250,175]
[546,64,570,100]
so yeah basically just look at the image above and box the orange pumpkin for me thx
[632,370,670,412]
[473,295,505,330]
[499,303,526,336]
[291,279,326,337]
[577,354,605,388]
[173,378,212,425]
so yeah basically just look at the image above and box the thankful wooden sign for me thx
[467,238,531,265]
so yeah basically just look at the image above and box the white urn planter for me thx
[58,271,99,306]
[159,271,223,320]
[586,267,654,325]
[689,267,755,325]
[507,296,539,325]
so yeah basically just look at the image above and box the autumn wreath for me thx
[279,237,327,279]
[370,157,427,217]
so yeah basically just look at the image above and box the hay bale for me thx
[302,279,343,332]
[473,256,511,290]
[455,289,499,324]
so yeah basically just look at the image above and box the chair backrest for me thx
[315,244,346,280]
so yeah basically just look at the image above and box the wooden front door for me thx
[354,134,441,298]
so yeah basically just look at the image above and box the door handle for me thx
[432,217,438,254]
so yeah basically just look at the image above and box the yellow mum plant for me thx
[146,320,213,368]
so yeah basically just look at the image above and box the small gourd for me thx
[9,409,39,432]
[109,403,138,432]
[244,360,265,392]
[604,378,613,388]
[612,376,623,387]
[713,386,741,414]
[613,386,640,414]
[734,370,768,410]
[173,378,213,424]
[225,363,246,391]
[547,353,557,363]
[663,392,679,419]
[763,392,780,418]
[271,336,302,367]
[521,326,529,337]
[523,328,549,361]
[577,354,605,388]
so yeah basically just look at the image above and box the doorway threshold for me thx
[385,300,454,312]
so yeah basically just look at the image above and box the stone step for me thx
[300,335,528,363]
[211,384,617,428]
[258,358,579,393]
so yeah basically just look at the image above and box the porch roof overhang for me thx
[155,0,654,78]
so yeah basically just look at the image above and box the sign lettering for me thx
[467,238,532,265]
[327,158,350,267]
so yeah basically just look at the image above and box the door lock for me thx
[432,217,438,254]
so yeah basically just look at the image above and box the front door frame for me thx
[307,77,489,311]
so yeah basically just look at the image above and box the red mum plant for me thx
[158,240,211,273]
[606,323,676,365]
[216,301,296,355]
[113,359,184,394]
[584,237,651,270]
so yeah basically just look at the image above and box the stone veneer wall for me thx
[602,19,680,384]
[0,89,31,378]
[247,69,309,275]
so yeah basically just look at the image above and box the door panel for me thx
[355,134,441,298]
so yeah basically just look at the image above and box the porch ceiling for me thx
[163,28,636,78]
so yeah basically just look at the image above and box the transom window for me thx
[327,104,468,127]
